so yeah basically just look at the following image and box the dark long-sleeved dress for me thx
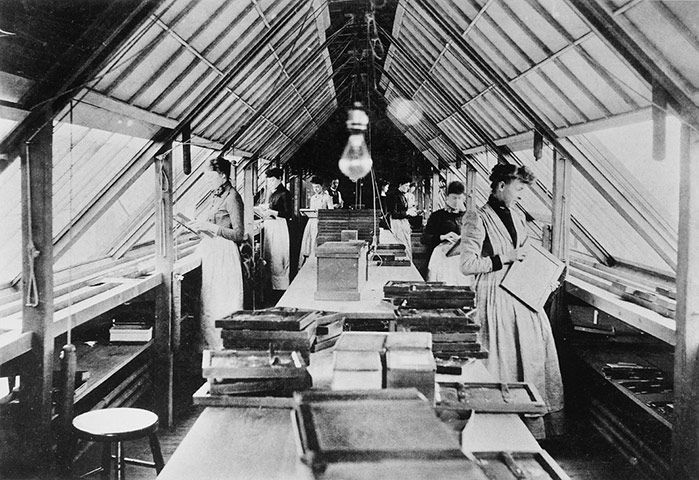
[387,190,412,258]
[264,184,292,289]
[421,208,469,284]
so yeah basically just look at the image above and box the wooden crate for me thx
[315,241,368,301]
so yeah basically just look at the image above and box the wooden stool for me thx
[73,408,164,479]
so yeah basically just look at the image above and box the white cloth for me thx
[199,235,243,350]
[427,242,472,286]
[390,217,412,259]
[264,217,290,289]
[299,193,332,267]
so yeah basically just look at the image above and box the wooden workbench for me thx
[276,255,422,315]
[159,252,553,479]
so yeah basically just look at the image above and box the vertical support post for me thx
[652,81,667,162]
[465,164,477,211]
[292,174,301,217]
[153,148,174,427]
[19,123,54,473]
[549,149,572,339]
[551,150,571,263]
[431,171,440,213]
[672,124,699,480]
[243,161,256,239]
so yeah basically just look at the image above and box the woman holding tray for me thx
[460,164,564,437]
[298,176,333,268]
[190,156,246,350]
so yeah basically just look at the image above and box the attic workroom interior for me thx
[1,0,698,479]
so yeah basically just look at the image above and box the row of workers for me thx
[185,158,563,438]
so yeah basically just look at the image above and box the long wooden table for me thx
[159,254,551,479]
[276,256,422,315]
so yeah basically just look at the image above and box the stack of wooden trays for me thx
[394,308,487,359]
[331,332,386,390]
[385,332,436,403]
[316,209,375,246]
[384,281,476,309]
[201,349,311,396]
[371,243,411,266]
[311,313,345,352]
[385,281,487,359]
[215,307,319,364]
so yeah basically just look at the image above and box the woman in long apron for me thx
[387,178,417,259]
[460,164,564,437]
[190,157,246,350]
[299,176,333,268]
[259,167,292,296]
[421,181,470,285]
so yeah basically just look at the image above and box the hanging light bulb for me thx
[338,103,373,182]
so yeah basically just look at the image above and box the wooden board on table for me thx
[437,381,547,415]
[201,349,307,379]
[292,388,465,467]
[395,308,479,332]
[500,242,564,312]
[215,307,318,331]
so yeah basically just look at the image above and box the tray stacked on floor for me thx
[385,281,487,359]
[201,349,311,396]
[215,307,319,364]
[291,389,488,479]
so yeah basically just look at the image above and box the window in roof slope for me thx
[53,163,156,272]
[583,116,680,230]
[0,161,20,285]
[0,119,17,144]
[513,139,672,273]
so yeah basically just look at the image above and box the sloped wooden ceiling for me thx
[1,0,698,280]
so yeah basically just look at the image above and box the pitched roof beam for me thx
[252,1,320,130]
[0,0,166,169]
[52,0,308,260]
[219,19,350,154]
[414,0,677,270]
[565,0,699,129]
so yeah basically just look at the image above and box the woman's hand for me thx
[440,232,460,243]
[406,207,418,217]
[190,220,218,235]
[503,247,527,264]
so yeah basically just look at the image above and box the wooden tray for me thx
[215,307,318,331]
[437,382,546,414]
[392,297,476,309]
[384,281,475,298]
[201,349,307,380]
[208,373,311,395]
[395,308,479,332]
[472,451,570,480]
[291,389,464,470]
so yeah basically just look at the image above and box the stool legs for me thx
[115,441,124,480]
[100,443,111,480]
[148,433,165,473]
